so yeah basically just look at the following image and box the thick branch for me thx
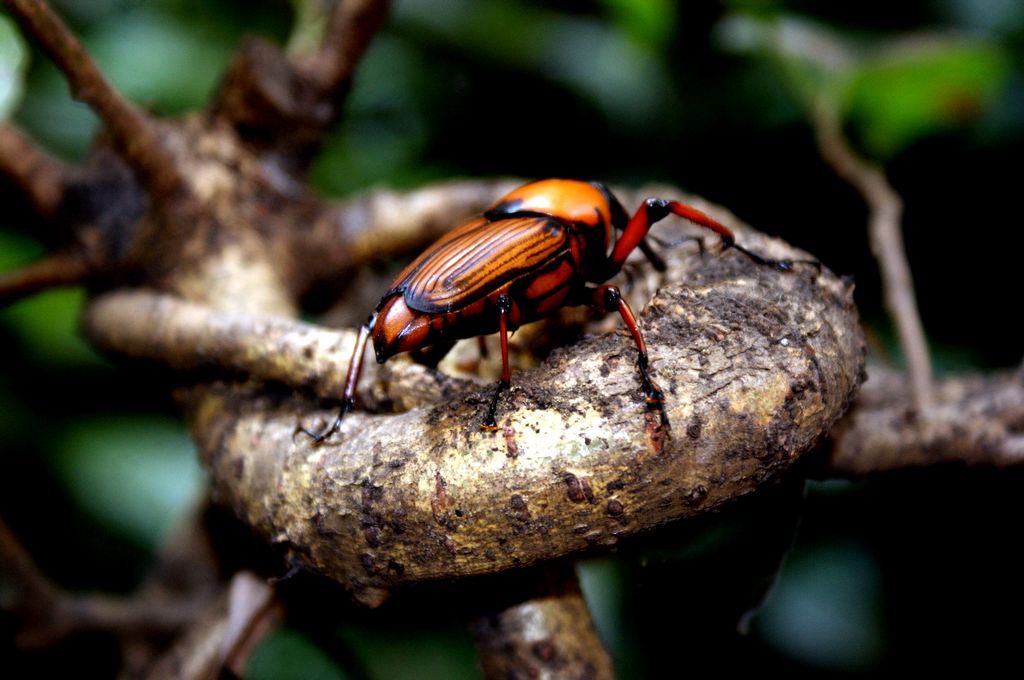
[180,226,862,606]
[812,99,933,411]
[0,250,88,308]
[80,181,862,607]
[84,290,459,410]
[0,123,68,219]
[824,367,1024,476]
[2,0,180,198]
[471,565,614,680]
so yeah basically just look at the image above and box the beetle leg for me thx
[637,238,667,272]
[296,313,376,444]
[610,198,816,273]
[589,285,664,406]
[481,294,513,431]
[648,233,707,257]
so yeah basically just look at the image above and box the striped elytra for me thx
[299,178,796,440]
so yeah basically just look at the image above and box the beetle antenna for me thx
[295,314,376,444]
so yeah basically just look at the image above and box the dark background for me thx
[2,0,1022,677]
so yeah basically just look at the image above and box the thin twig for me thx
[0,516,205,648]
[2,0,180,199]
[0,515,54,609]
[0,123,69,219]
[144,572,279,680]
[811,98,934,411]
[286,0,333,59]
[299,0,389,94]
[0,250,89,308]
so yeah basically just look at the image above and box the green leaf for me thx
[338,624,480,680]
[0,233,103,367]
[0,13,28,120]
[719,14,1011,158]
[845,40,1010,157]
[753,541,884,671]
[599,0,676,49]
[87,9,235,114]
[715,14,857,105]
[247,629,348,680]
[0,230,44,269]
[51,416,204,551]
[0,288,102,367]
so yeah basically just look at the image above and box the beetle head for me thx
[372,294,432,364]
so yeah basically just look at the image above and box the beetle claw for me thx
[295,399,353,445]
[481,380,509,432]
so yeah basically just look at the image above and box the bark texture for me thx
[471,566,614,680]
[825,367,1024,475]
[1,3,878,675]
[183,217,864,607]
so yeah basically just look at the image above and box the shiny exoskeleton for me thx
[300,179,796,441]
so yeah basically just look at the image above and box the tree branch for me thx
[144,571,279,680]
[1,0,180,199]
[210,0,388,171]
[299,0,389,95]
[83,290,459,410]
[811,99,933,412]
[0,515,207,648]
[175,227,862,606]
[0,123,69,219]
[293,178,520,293]
[0,250,89,308]
[471,564,614,680]
[823,367,1024,476]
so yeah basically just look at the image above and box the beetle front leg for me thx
[481,294,513,431]
[296,313,376,444]
[610,198,811,274]
[590,285,664,406]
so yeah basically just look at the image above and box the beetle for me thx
[299,178,798,442]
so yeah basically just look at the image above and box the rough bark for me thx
[824,367,1024,475]
[176,216,863,607]
[471,565,614,680]
[1,2,875,676]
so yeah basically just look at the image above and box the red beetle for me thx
[300,179,796,441]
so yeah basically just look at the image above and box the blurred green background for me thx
[2,0,1023,677]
